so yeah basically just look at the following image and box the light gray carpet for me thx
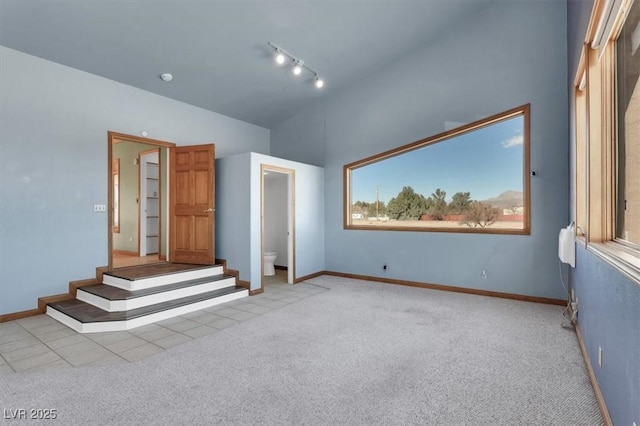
[1,276,602,425]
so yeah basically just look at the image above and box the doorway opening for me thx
[108,132,174,270]
[260,165,295,291]
[139,149,160,259]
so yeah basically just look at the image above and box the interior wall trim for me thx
[294,271,326,283]
[215,258,250,290]
[319,271,566,305]
[573,320,613,425]
[113,249,138,257]
[0,309,42,323]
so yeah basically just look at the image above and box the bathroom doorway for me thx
[260,164,295,290]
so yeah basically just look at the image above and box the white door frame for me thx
[260,164,295,290]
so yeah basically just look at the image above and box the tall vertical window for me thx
[574,0,640,277]
[616,0,640,245]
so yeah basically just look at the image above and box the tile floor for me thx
[0,271,327,374]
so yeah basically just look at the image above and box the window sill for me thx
[585,241,640,287]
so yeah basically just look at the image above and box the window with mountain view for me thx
[344,104,530,234]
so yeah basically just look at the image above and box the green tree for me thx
[428,188,448,220]
[448,192,472,214]
[423,197,434,213]
[372,200,387,217]
[352,200,368,214]
[387,186,428,220]
[461,201,499,228]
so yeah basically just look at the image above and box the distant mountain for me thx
[482,191,523,209]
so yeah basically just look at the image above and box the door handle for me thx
[204,208,214,213]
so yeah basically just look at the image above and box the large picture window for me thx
[344,105,530,234]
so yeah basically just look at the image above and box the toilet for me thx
[264,251,278,276]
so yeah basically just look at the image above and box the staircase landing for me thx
[47,263,248,333]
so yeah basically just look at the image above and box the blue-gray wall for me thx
[215,153,252,285]
[571,246,640,424]
[567,1,640,424]
[271,1,569,300]
[0,46,270,315]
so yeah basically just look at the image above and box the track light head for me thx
[315,76,324,89]
[275,49,285,65]
[293,59,304,76]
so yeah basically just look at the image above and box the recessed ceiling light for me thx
[160,73,173,82]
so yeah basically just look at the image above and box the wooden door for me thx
[170,144,215,264]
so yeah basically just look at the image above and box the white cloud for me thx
[502,135,523,148]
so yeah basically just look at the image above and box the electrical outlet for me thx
[383,264,387,271]
[481,269,487,279]
[598,347,603,367]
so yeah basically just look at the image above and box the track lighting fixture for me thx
[267,42,324,89]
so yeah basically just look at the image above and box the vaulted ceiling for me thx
[0,0,495,128]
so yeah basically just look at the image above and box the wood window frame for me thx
[574,0,640,285]
[343,104,531,235]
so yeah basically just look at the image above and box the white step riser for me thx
[103,266,224,291]
[77,278,237,312]
[46,289,248,333]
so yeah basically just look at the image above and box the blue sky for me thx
[351,115,524,204]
